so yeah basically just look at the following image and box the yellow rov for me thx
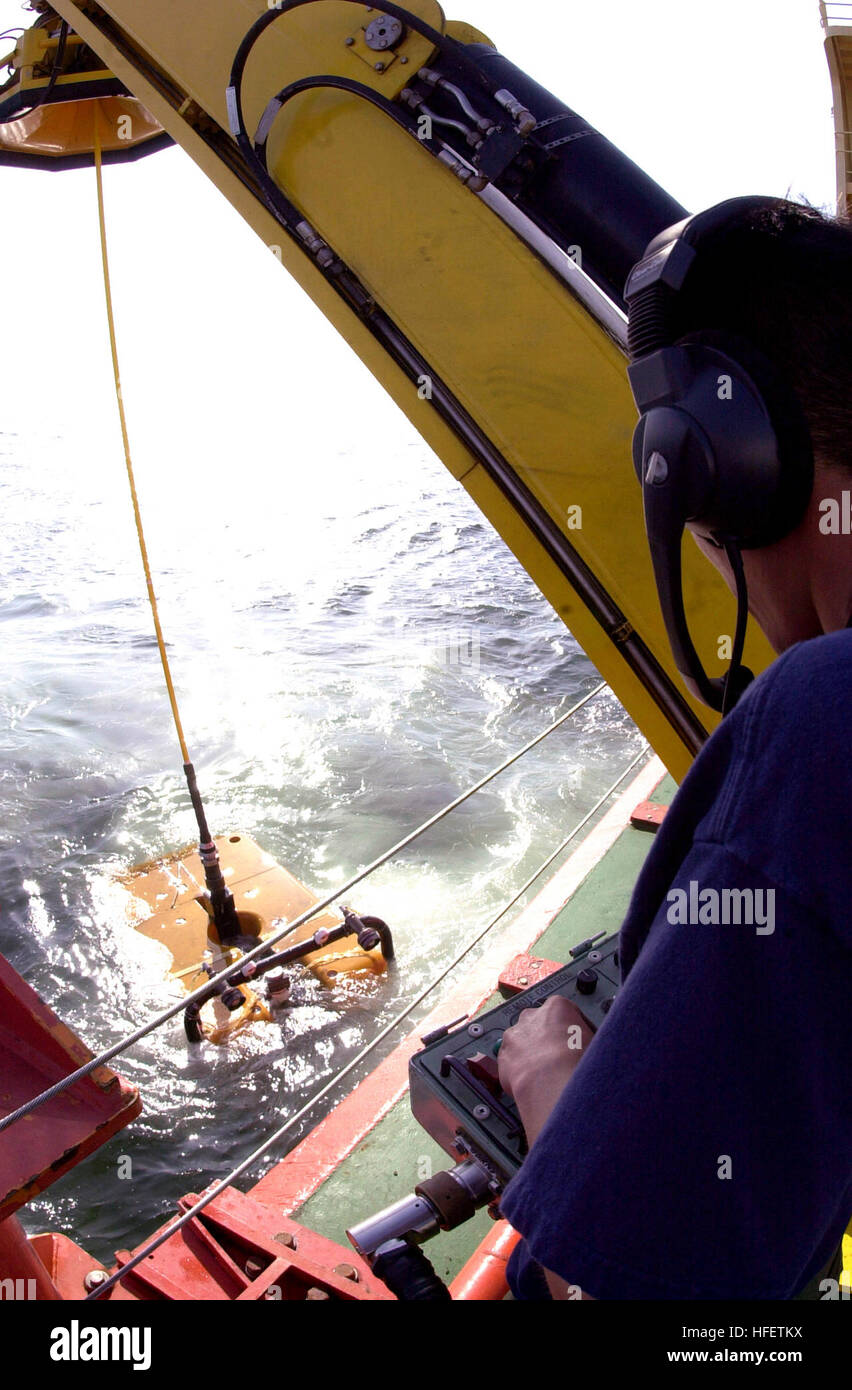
[121,832,390,1045]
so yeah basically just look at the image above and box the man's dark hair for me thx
[668,200,852,474]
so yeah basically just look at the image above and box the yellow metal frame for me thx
[0,22,164,157]
[121,831,385,991]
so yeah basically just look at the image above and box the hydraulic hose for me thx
[252,72,446,172]
[2,18,68,121]
[372,1242,453,1301]
[226,0,525,226]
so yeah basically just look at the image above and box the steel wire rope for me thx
[85,741,650,1300]
[0,681,610,1135]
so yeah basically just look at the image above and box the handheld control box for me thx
[409,933,621,1188]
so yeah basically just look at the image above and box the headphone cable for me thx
[721,538,754,715]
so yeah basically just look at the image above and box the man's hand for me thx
[499,995,597,1301]
[498,994,595,1148]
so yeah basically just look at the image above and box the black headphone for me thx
[624,195,814,713]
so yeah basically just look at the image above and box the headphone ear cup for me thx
[674,329,814,547]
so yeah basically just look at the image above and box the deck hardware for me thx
[398,87,481,147]
[440,1056,522,1138]
[436,148,488,191]
[493,88,537,137]
[295,219,341,271]
[420,1014,468,1046]
[411,939,624,1191]
[266,970,292,1006]
[365,15,405,51]
[182,909,392,1042]
[417,68,494,134]
[569,930,607,958]
[348,1161,494,1298]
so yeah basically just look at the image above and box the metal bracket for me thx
[345,10,416,74]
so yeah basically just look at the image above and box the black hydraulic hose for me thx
[182,914,394,1041]
[38,19,68,108]
[2,18,68,121]
[228,0,498,137]
[226,0,519,223]
[372,1243,453,1301]
[182,935,319,1043]
[182,759,241,941]
[359,915,395,963]
[183,759,214,845]
[253,72,444,164]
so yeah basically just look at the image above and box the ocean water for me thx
[0,423,644,1263]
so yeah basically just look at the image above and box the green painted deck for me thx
[291,775,678,1284]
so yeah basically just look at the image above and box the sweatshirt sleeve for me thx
[500,841,852,1299]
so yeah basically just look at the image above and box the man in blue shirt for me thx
[497,199,852,1300]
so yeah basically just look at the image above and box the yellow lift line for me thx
[93,113,191,767]
[93,109,386,1018]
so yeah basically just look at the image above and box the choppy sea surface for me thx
[0,424,644,1263]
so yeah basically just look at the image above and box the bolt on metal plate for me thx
[365,15,405,50]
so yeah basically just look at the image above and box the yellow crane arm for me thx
[6,2,779,779]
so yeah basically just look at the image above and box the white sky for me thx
[0,1,839,479]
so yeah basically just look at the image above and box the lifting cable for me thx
[94,116,242,943]
[0,680,609,1135]
[86,740,650,1301]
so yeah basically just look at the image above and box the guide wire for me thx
[0,682,608,1135]
[86,741,649,1300]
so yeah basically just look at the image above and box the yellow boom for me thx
[2,2,779,780]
